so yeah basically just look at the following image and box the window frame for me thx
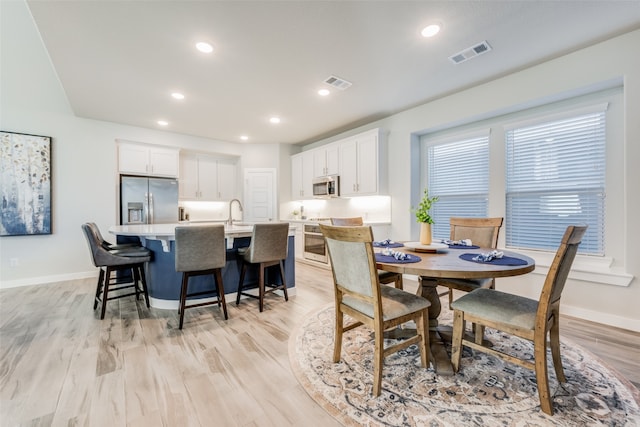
[418,86,630,287]
[422,130,490,240]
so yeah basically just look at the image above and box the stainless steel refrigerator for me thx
[120,175,179,224]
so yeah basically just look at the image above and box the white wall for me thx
[0,1,282,286]
[304,30,640,331]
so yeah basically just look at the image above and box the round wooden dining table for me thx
[376,244,535,375]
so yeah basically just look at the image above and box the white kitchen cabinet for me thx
[291,151,314,199]
[216,158,238,201]
[313,144,339,177]
[118,142,179,177]
[179,153,238,201]
[339,129,385,196]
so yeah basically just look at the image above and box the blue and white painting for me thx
[0,131,51,236]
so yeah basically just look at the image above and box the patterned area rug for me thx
[289,305,640,426]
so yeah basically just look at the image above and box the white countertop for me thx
[109,222,296,251]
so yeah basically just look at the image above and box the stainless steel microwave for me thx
[312,175,340,198]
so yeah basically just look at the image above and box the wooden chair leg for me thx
[333,307,344,363]
[534,334,553,415]
[178,272,189,330]
[451,310,465,373]
[372,325,384,396]
[214,269,228,320]
[395,274,403,290]
[549,315,566,383]
[416,310,430,368]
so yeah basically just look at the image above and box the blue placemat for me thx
[375,253,421,264]
[448,244,480,249]
[373,241,404,248]
[459,253,528,266]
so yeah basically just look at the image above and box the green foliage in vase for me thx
[413,189,439,224]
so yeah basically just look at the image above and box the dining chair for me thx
[438,217,504,309]
[81,223,151,319]
[320,224,431,396]
[450,225,587,416]
[330,217,404,289]
[236,223,290,312]
[175,224,228,329]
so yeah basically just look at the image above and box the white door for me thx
[244,168,276,222]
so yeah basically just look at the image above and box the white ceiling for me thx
[27,1,640,145]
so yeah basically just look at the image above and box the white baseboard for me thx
[0,271,96,289]
[561,304,640,333]
[150,288,296,310]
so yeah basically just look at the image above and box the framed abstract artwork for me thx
[0,131,52,236]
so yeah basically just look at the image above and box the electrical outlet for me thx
[10,258,19,267]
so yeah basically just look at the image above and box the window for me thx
[505,105,606,255]
[426,132,490,239]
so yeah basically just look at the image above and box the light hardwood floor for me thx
[1,262,638,426]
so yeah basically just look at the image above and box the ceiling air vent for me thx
[324,75,352,90]
[448,40,492,64]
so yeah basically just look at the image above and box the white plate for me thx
[404,241,448,253]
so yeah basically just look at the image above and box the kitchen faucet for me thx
[227,199,243,226]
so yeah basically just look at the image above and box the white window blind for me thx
[505,107,606,255]
[427,133,489,239]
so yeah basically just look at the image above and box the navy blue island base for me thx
[112,224,295,308]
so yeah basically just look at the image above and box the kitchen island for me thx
[109,222,296,309]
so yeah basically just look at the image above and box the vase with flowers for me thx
[413,189,439,245]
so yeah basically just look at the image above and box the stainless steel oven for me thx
[303,223,328,263]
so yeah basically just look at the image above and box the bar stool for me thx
[86,222,142,251]
[236,223,289,312]
[175,224,228,329]
[81,223,151,319]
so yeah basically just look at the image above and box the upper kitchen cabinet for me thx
[313,144,339,177]
[291,151,314,199]
[179,152,238,201]
[339,128,386,197]
[117,141,179,177]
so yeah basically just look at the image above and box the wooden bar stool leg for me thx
[279,260,288,301]
[258,263,265,312]
[138,264,150,308]
[236,262,247,305]
[132,266,141,300]
[101,267,112,320]
[214,269,228,320]
[179,273,190,330]
[94,268,105,310]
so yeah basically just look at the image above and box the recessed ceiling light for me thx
[318,89,330,96]
[421,23,441,38]
[269,117,281,124]
[171,92,185,100]
[157,120,169,126]
[195,42,213,53]
[240,135,249,141]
